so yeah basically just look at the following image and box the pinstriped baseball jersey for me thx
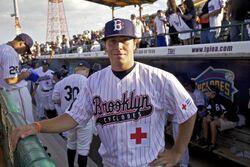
[66,62,197,167]
[34,66,54,91]
[52,74,87,113]
[0,44,34,123]
[0,44,27,90]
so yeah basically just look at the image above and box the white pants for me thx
[172,122,189,167]
[35,86,55,119]
[39,89,55,110]
[67,117,94,155]
[34,87,45,119]
[103,163,164,167]
[8,87,34,124]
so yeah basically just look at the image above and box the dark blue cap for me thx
[103,18,136,41]
[16,33,33,54]
[42,59,49,65]
[77,60,90,69]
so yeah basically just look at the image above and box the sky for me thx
[0,0,180,43]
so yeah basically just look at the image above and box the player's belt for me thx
[4,87,24,91]
[41,89,53,92]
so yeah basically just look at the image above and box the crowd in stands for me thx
[31,0,250,56]
[34,30,104,56]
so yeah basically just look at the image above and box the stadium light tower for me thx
[46,0,70,42]
[11,0,21,35]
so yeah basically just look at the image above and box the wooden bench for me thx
[190,127,250,167]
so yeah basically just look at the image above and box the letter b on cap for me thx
[113,20,123,31]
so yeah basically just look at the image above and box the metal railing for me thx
[38,21,250,56]
[0,90,56,167]
[150,21,250,46]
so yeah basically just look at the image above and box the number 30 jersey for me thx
[52,73,87,114]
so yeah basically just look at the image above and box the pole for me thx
[139,5,143,21]
[12,0,21,35]
[112,6,115,19]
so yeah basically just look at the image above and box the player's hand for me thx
[149,149,181,167]
[20,71,31,79]
[196,17,201,24]
[11,124,37,151]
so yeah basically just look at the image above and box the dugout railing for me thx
[0,89,56,167]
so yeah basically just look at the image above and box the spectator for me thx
[61,34,70,53]
[154,10,168,47]
[131,14,145,47]
[45,42,51,54]
[140,25,153,48]
[33,41,41,57]
[77,46,83,54]
[90,39,101,52]
[177,0,196,45]
[219,4,230,42]
[82,38,89,52]
[55,36,62,54]
[199,0,225,43]
[166,0,180,46]
[167,0,194,45]
[200,85,239,151]
[228,0,250,41]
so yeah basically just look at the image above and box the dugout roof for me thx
[84,0,157,7]
[84,0,157,18]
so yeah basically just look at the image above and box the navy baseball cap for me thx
[15,33,33,54]
[103,18,136,41]
[77,60,90,69]
[52,71,63,80]
[41,59,49,65]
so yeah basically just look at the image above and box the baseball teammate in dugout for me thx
[11,19,197,167]
[0,33,39,124]
[52,61,95,167]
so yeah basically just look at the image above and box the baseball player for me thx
[186,79,206,141]
[0,33,39,124]
[33,60,57,119]
[51,70,63,116]
[11,19,197,167]
[52,61,94,167]
[26,60,40,94]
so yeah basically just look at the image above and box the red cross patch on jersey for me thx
[130,127,147,144]
[181,98,192,111]
[182,104,187,110]
[128,124,150,148]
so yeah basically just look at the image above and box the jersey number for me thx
[64,86,80,101]
[9,66,18,75]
